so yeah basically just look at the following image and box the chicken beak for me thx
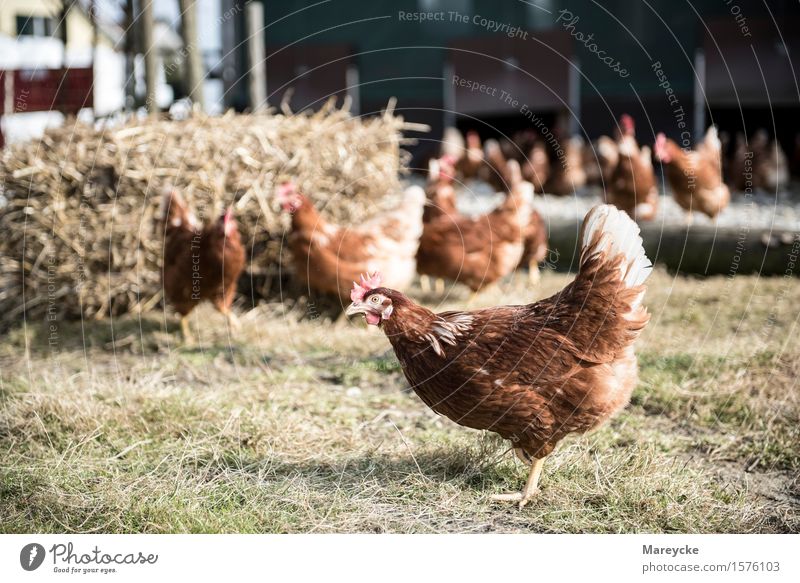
[345,302,365,317]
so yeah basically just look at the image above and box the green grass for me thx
[1,269,798,533]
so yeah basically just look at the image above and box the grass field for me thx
[1,269,798,533]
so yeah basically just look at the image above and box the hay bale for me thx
[0,100,427,324]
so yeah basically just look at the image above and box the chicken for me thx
[440,126,465,162]
[791,135,800,179]
[421,156,459,294]
[346,204,652,507]
[522,139,551,193]
[519,207,549,284]
[543,136,587,195]
[277,181,425,304]
[728,132,751,191]
[480,139,513,192]
[160,191,246,342]
[423,155,458,224]
[455,131,485,180]
[585,135,620,187]
[753,132,789,192]
[608,115,658,221]
[416,160,528,293]
[654,126,730,222]
[501,161,550,285]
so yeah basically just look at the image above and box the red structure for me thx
[0,67,94,148]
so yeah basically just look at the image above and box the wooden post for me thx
[246,1,267,112]
[59,0,71,68]
[179,0,205,110]
[123,0,136,110]
[90,0,98,115]
[693,49,706,143]
[141,0,158,117]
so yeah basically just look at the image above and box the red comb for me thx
[620,114,635,134]
[440,154,458,166]
[276,181,295,200]
[350,272,383,302]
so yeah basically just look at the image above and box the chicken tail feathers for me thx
[160,189,198,230]
[580,204,652,290]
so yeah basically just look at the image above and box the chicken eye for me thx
[370,295,380,304]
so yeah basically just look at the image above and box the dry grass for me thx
[0,269,798,533]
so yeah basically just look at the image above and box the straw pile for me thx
[0,99,426,324]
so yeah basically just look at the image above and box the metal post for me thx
[246,1,267,112]
[179,0,205,110]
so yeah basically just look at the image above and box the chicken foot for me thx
[491,454,545,509]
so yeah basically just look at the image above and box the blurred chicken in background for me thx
[416,159,529,295]
[160,191,246,343]
[655,127,730,223]
[607,115,658,221]
[277,181,425,305]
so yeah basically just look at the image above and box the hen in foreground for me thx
[346,205,652,507]
[160,191,246,342]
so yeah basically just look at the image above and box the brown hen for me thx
[416,160,529,293]
[608,115,658,221]
[655,126,730,222]
[347,204,652,507]
[278,181,424,304]
[160,191,246,341]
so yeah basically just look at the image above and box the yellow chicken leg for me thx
[491,455,545,509]
[434,278,446,295]
[420,275,432,293]
[180,315,194,345]
[528,262,541,285]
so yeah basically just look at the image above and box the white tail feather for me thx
[581,204,652,288]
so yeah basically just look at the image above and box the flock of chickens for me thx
[155,116,784,507]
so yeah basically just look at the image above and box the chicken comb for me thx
[276,181,296,201]
[654,133,667,153]
[620,114,635,134]
[439,155,457,180]
[440,154,458,167]
[350,272,383,302]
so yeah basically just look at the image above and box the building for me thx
[0,0,128,144]
[220,0,800,160]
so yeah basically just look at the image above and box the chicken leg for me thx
[434,278,446,295]
[180,315,194,345]
[528,262,541,285]
[491,455,545,509]
[420,275,432,293]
